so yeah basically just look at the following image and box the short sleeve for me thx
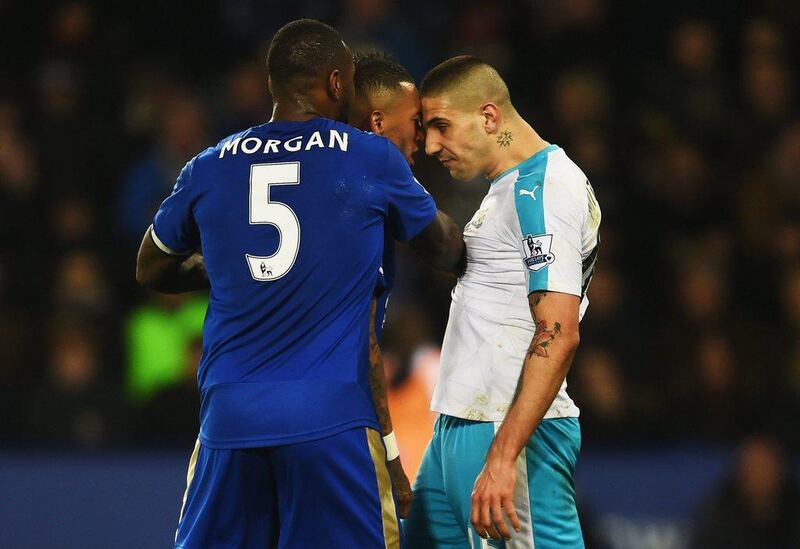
[381,141,437,242]
[151,159,200,255]
[515,173,584,296]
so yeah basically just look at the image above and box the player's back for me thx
[152,117,436,449]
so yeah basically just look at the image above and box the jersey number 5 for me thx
[246,162,300,281]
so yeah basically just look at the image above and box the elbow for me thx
[135,264,154,289]
[136,262,164,291]
[564,331,580,354]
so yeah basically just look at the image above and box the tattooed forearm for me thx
[511,317,563,406]
[368,298,393,435]
[497,130,513,147]
[526,319,562,359]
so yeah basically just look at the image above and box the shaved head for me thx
[267,19,351,95]
[421,56,529,181]
[420,56,511,111]
[422,56,548,182]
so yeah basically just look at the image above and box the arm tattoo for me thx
[511,292,561,405]
[497,130,513,147]
[368,298,393,434]
[529,291,547,307]
[511,319,563,405]
[527,319,562,359]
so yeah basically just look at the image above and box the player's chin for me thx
[446,163,473,181]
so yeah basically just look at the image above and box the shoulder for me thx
[541,148,593,219]
[324,121,403,177]
[542,148,589,193]
[209,125,261,157]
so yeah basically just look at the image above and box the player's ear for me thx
[328,69,342,101]
[369,111,384,135]
[481,103,501,135]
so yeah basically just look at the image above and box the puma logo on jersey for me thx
[518,186,539,200]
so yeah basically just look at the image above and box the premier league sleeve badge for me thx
[523,234,555,271]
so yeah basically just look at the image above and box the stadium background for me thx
[1,0,799,547]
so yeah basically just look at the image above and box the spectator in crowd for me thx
[27,320,122,448]
[336,0,431,79]
[691,436,800,548]
[53,250,113,323]
[570,347,629,444]
[216,59,272,135]
[116,89,210,245]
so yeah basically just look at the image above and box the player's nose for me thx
[425,133,442,157]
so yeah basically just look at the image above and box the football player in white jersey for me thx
[404,56,600,548]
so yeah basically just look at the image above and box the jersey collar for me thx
[490,144,559,185]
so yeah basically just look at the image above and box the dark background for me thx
[1,1,799,547]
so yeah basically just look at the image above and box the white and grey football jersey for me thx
[432,145,601,421]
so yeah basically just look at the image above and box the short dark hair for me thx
[267,19,348,89]
[354,50,414,98]
[420,55,491,97]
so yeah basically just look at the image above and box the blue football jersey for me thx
[151,118,437,449]
[373,232,395,343]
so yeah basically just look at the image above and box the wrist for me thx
[488,433,523,465]
[383,431,400,461]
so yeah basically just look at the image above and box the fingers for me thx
[471,495,505,540]
[470,494,486,539]
[397,491,413,519]
[491,503,512,540]
[480,503,502,540]
[503,495,521,533]
[387,458,413,518]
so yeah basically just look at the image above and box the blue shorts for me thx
[404,415,583,549]
[175,427,401,548]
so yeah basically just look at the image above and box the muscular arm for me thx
[368,297,393,436]
[409,210,466,276]
[471,290,581,541]
[135,227,210,294]
[488,291,581,463]
[368,296,413,517]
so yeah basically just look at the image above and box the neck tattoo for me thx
[497,130,513,148]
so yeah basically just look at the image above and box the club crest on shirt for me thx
[465,208,488,232]
[523,233,555,271]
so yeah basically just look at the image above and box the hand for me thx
[470,455,521,541]
[387,457,414,518]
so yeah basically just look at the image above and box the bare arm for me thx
[408,210,466,276]
[488,291,580,462]
[368,297,394,436]
[135,227,210,294]
[471,290,581,541]
[368,297,413,517]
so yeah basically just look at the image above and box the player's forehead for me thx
[421,94,458,125]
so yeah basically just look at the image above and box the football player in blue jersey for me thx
[136,20,463,549]
[349,50,426,520]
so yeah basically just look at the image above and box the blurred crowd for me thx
[1,0,799,538]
